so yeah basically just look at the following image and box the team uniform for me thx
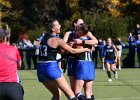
[103,44,119,82]
[67,31,78,76]
[75,38,95,80]
[37,33,62,82]
[103,44,116,64]
[0,44,23,100]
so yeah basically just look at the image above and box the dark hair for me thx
[72,19,79,28]
[77,24,89,35]
[43,18,57,32]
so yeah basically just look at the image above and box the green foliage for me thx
[82,12,128,40]
[27,28,43,42]
[1,0,139,43]
[65,0,80,21]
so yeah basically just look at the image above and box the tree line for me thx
[0,0,140,42]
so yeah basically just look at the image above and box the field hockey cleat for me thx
[118,67,121,70]
[108,78,112,82]
[115,73,119,79]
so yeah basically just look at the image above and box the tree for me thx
[65,0,80,21]
[0,0,11,28]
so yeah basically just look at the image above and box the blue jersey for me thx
[38,33,59,61]
[75,37,95,80]
[76,37,92,61]
[136,39,140,52]
[103,44,115,60]
[37,33,62,82]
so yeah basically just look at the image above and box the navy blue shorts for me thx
[0,82,24,100]
[37,61,62,82]
[105,59,115,64]
[75,60,95,80]
[67,58,77,76]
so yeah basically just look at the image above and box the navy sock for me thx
[70,97,78,100]
[91,95,95,100]
[107,71,111,78]
[76,93,86,100]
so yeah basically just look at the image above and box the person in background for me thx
[102,38,118,82]
[37,19,91,100]
[23,34,37,69]
[98,39,106,70]
[127,33,136,68]
[17,34,26,69]
[133,23,140,38]
[0,29,24,100]
[92,45,98,68]
[114,38,125,70]
[136,34,140,68]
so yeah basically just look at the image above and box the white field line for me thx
[96,96,140,100]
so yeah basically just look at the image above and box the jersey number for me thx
[40,45,47,56]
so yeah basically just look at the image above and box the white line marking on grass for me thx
[96,96,140,100]
[96,97,121,100]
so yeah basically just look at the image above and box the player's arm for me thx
[73,32,98,45]
[86,31,98,45]
[58,38,90,54]
[113,45,118,63]
[63,31,71,42]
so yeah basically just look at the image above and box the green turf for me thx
[19,68,140,100]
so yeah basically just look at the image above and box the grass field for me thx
[19,68,140,100]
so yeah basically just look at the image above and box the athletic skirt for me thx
[67,58,77,76]
[105,59,115,64]
[75,60,95,80]
[37,61,62,82]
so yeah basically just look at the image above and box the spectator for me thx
[133,23,140,38]
[127,33,136,68]
[23,34,37,69]
[92,45,98,68]
[0,29,24,100]
[114,38,125,70]
[17,34,26,69]
[136,34,140,68]
[98,39,106,70]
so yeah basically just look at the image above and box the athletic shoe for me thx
[118,66,121,70]
[108,78,112,82]
[115,73,119,79]
[103,67,106,71]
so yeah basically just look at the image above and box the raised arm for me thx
[63,31,71,42]
[113,45,118,63]
[73,31,98,45]
[86,32,98,45]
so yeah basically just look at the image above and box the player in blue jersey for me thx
[102,38,118,82]
[63,18,84,92]
[73,24,98,100]
[37,19,91,100]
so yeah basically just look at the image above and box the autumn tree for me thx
[0,0,11,28]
